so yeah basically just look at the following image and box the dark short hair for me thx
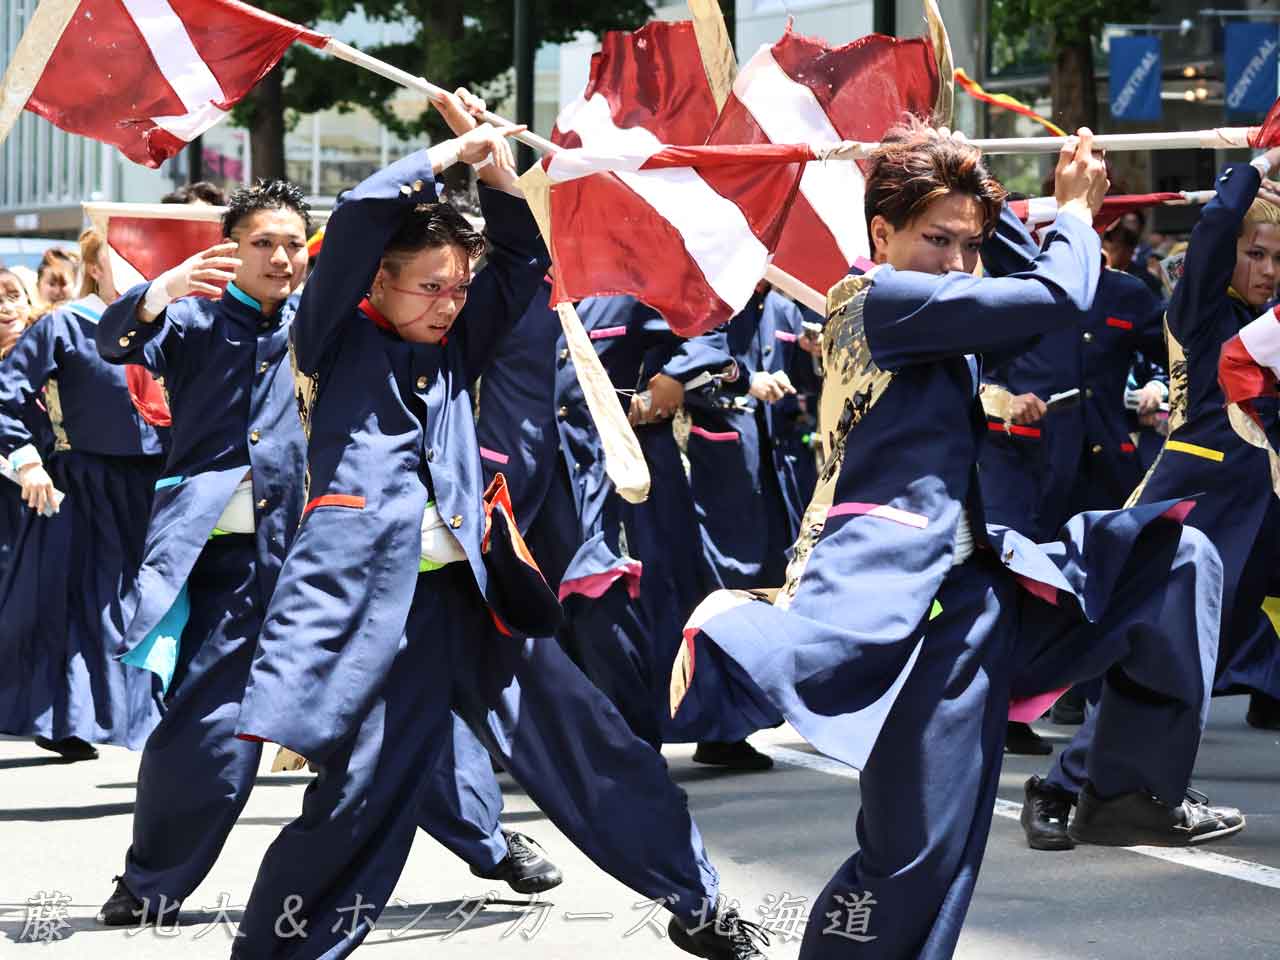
[163,180,228,205]
[1103,222,1140,249]
[865,115,1007,235]
[222,179,311,237]
[382,202,484,270]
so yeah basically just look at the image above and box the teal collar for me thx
[225,282,262,312]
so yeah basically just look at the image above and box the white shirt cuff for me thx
[142,280,175,318]
[7,444,42,472]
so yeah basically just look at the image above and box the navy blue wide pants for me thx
[123,539,507,911]
[798,521,1217,959]
[232,563,719,959]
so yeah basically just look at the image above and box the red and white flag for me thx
[522,21,808,337]
[710,26,941,296]
[0,0,328,167]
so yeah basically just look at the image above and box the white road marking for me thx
[769,745,1280,891]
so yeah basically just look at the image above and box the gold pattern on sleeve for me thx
[777,274,895,609]
[42,379,71,452]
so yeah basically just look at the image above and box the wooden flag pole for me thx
[825,127,1259,159]
[323,39,557,155]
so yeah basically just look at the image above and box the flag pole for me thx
[323,37,829,311]
[829,128,1258,158]
[322,39,557,155]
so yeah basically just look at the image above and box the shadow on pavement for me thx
[0,802,134,821]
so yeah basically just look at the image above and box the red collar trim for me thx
[359,297,394,333]
[357,297,449,345]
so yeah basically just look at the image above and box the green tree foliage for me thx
[989,0,1155,130]
[235,0,655,179]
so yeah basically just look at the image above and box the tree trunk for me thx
[413,0,470,196]
[249,64,287,182]
[1050,30,1098,133]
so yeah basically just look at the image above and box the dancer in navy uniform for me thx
[979,259,1166,542]
[1021,149,1280,851]
[232,90,766,960]
[977,196,1167,753]
[93,174,555,931]
[475,284,778,760]
[0,230,164,761]
[0,267,46,591]
[684,283,820,592]
[679,124,1237,960]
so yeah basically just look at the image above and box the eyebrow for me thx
[925,223,984,241]
[234,230,307,241]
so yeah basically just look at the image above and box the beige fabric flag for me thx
[923,0,956,128]
[517,164,651,504]
[0,0,80,148]
[688,0,738,111]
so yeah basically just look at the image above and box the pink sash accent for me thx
[558,561,643,602]
[826,501,929,529]
[588,325,627,340]
[774,330,798,343]
[1009,688,1068,723]
[479,447,510,465]
[689,425,740,442]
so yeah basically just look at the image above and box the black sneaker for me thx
[692,740,774,771]
[1069,782,1246,847]
[1005,721,1052,756]
[1246,691,1280,730]
[97,877,178,927]
[470,831,563,894]
[1048,689,1086,725]
[34,735,99,761]
[1020,775,1076,850]
[669,908,770,959]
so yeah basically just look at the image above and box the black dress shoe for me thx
[692,740,774,771]
[469,831,563,894]
[97,877,177,927]
[34,736,99,761]
[1069,782,1246,847]
[1049,687,1086,725]
[1005,721,1053,755]
[1246,691,1280,730]
[1020,775,1075,850]
[669,908,770,959]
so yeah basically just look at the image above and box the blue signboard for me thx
[1225,22,1279,117]
[1109,36,1162,121]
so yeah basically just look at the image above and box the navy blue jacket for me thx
[0,297,164,460]
[979,243,1166,537]
[96,284,307,657]
[683,209,1197,767]
[684,288,816,587]
[1129,162,1278,639]
[477,291,733,600]
[236,155,549,761]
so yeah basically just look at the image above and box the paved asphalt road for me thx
[1,696,1276,958]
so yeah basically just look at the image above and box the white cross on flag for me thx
[521,20,810,337]
[0,0,328,167]
[713,26,942,296]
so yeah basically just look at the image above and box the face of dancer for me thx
[0,273,32,354]
[369,244,472,345]
[869,192,986,276]
[1232,222,1280,309]
[37,262,74,306]
[229,209,309,313]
